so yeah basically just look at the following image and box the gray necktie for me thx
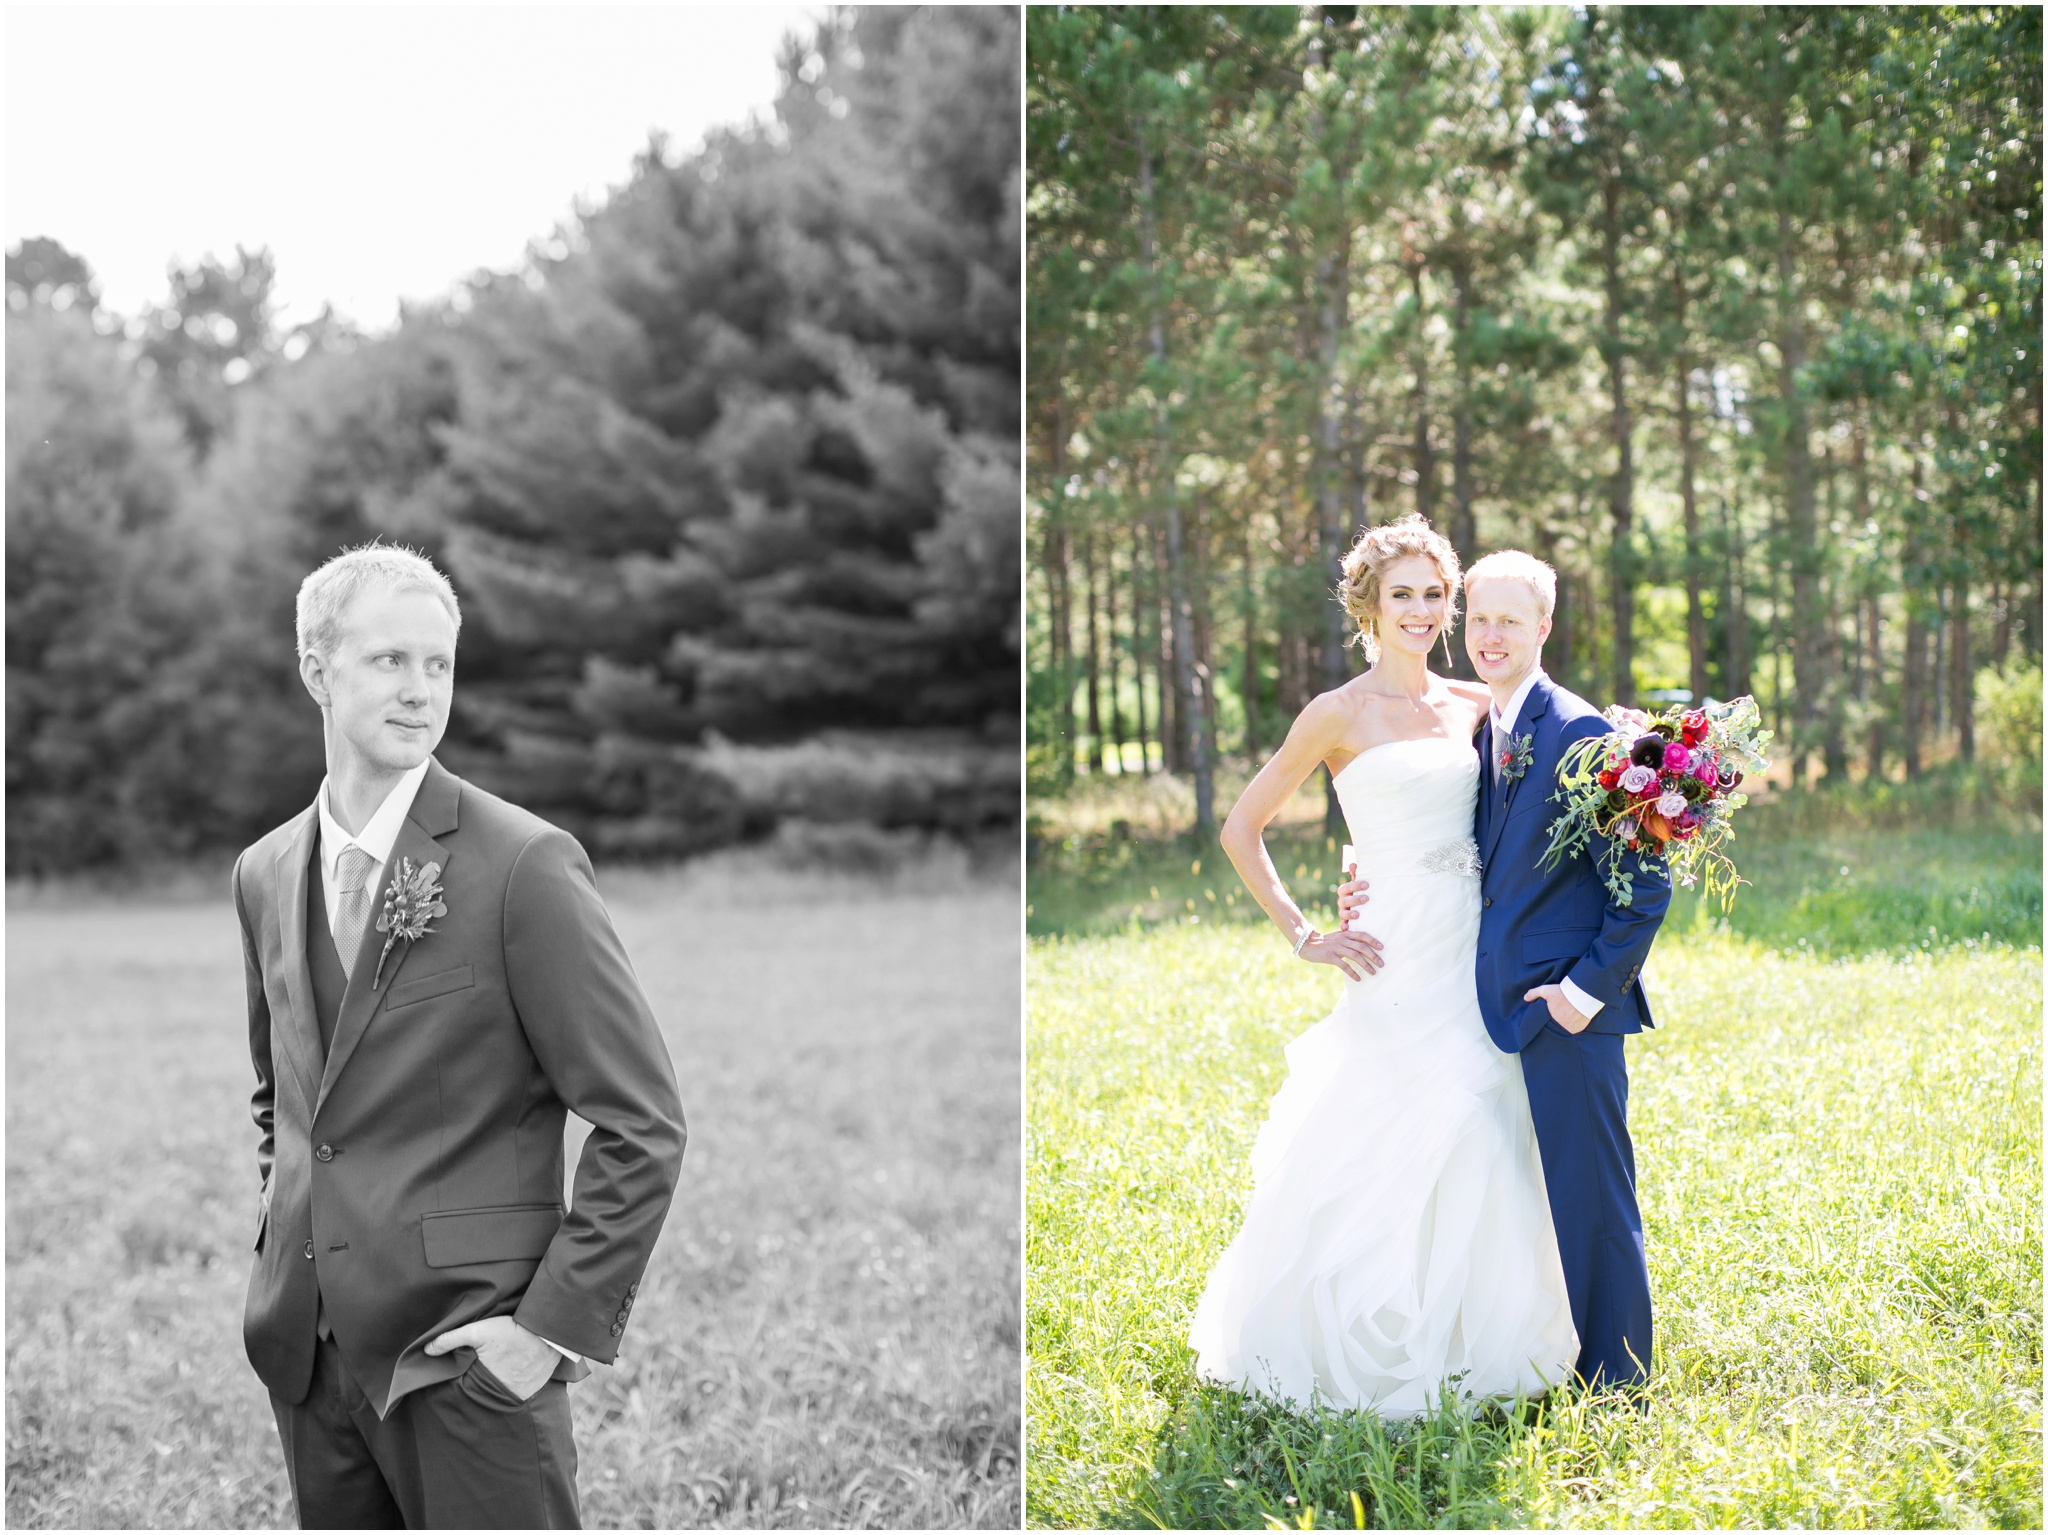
[334,844,377,972]
[1491,719,1506,790]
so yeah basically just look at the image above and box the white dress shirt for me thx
[316,760,431,941]
[1489,668,1605,1023]
[315,759,581,1365]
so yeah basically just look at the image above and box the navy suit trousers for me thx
[1519,1027,1653,1389]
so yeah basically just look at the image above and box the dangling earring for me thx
[1441,622,1455,670]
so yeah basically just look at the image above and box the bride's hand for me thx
[1335,867,1369,930]
[1302,928,1383,979]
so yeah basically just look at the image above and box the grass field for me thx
[1026,814,2041,1529]
[6,853,1020,1530]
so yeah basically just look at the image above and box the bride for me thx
[1188,512,1577,1416]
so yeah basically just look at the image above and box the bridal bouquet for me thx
[1540,696,1773,909]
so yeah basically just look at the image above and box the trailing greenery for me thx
[1027,902,2041,1528]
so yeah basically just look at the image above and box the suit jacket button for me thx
[315,1145,334,1162]
[610,1322,624,1336]
[627,1283,638,1296]
[1484,897,1494,908]
[303,1240,314,1259]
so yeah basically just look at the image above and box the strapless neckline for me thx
[1332,734,1471,786]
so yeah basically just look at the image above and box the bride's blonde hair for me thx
[1337,513,1463,663]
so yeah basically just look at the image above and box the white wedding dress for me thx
[1189,736,1578,1416]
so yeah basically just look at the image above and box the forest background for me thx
[1026,5,2041,838]
[9,6,1019,877]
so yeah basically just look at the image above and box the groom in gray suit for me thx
[234,544,686,1527]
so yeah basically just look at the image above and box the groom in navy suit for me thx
[1462,551,1670,1391]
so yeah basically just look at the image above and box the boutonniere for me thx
[1499,733,1535,783]
[373,857,447,989]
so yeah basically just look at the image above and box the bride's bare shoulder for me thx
[1441,679,1492,724]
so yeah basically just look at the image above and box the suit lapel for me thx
[1482,676,1553,870]
[271,810,325,1113]
[315,760,462,1119]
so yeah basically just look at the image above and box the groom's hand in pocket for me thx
[425,1315,559,1400]
[1524,984,1591,1034]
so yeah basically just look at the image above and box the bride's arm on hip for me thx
[1219,693,1384,979]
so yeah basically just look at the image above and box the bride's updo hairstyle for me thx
[1337,513,1463,663]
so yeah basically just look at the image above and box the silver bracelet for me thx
[1293,926,1317,958]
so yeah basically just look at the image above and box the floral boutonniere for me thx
[373,857,447,989]
[1498,732,1535,783]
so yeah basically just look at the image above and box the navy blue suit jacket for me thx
[1474,675,1671,1054]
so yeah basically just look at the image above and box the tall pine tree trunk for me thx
[1191,495,1222,794]
[1153,519,1180,773]
[1774,197,1819,786]
[1408,259,1435,523]
[1673,278,1707,703]
[1240,519,1261,763]
[1601,176,1636,707]
[1449,253,1477,565]
[1315,246,1352,831]
[1132,523,1154,775]
[1136,119,1212,836]
[1951,569,1973,763]
[1104,534,1125,771]
[1047,397,1075,784]
[1536,520,1568,679]
[1902,454,1928,777]
[1853,420,1883,779]
[1082,528,1105,774]
[1047,519,1074,785]
[1720,495,1749,700]
[1819,448,1848,783]
[1932,588,1946,740]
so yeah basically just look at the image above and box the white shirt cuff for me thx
[540,1337,583,1364]
[1559,975,1605,1021]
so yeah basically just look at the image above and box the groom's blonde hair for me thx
[1464,550,1557,618]
[296,542,462,659]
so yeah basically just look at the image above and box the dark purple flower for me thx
[1629,733,1667,769]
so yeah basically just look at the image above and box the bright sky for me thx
[4,4,820,330]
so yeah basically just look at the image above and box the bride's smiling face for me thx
[1374,555,1452,658]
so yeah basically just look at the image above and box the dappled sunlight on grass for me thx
[1027,889,2040,1528]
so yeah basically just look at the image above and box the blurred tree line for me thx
[8,5,1019,875]
[1027,5,2041,836]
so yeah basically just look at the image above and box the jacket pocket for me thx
[385,964,475,1011]
[1521,926,1599,963]
[420,1202,564,1267]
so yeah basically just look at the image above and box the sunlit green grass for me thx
[1027,890,2041,1527]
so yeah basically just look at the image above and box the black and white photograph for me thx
[7,5,1021,1528]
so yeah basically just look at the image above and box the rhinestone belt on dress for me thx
[1418,838,1483,877]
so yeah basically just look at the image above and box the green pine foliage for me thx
[1028,6,2042,812]
[5,6,1019,873]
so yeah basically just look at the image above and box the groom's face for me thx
[1464,579,1551,691]
[305,585,457,775]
